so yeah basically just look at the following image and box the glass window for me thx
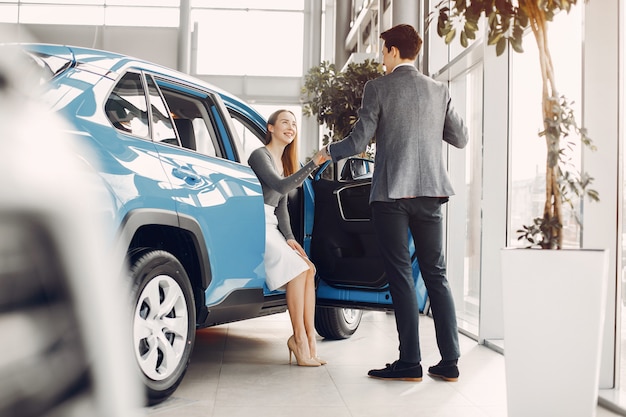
[105,72,149,138]
[0,4,18,23]
[191,118,217,157]
[19,0,102,4]
[18,4,104,25]
[508,6,583,248]
[7,1,179,26]
[447,62,484,336]
[155,80,221,157]
[105,5,178,27]
[192,0,303,11]
[145,76,177,145]
[229,114,263,165]
[106,0,178,5]
[193,8,304,76]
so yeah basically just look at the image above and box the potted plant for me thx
[300,59,384,158]
[430,2,608,416]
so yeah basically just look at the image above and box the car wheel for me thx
[129,249,196,405]
[314,306,363,340]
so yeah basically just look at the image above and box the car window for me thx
[191,118,217,156]
[145,75,178,145]
[154,80,221,158]
[229,111,265,165]
[105,72,150,138]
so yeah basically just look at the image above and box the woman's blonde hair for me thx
[266,109,298,176]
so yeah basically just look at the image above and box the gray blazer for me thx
[328,65,468,203]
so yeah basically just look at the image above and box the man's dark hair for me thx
[380,24,422,60]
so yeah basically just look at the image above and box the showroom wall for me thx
[0,23,178,70]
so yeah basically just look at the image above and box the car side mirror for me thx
[340,157,374,181]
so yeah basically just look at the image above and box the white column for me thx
[391,0,422,69]
[479,43,509,344]
[391,0,420,31]
[302,0,323,156]
[177,0,191,74]
[334,0,351,68]
[582,0,620,390]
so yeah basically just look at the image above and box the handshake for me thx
[312,145,332,166]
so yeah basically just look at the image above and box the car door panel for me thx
[310,164,428,312]
[154,142,266,303]
[311,178,386,288]
[144,76,267,304]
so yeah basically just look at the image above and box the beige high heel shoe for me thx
[287,336,321,367]
[310,344,327,364]
[314,356,327,365]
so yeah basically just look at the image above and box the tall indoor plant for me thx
[301,59,383,157]
[430,2,607,417]
[432,0,598,248]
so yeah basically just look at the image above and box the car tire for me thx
[129,249,196,405]
[314,306,363,340]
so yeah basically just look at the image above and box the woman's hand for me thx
[286,239,308,258]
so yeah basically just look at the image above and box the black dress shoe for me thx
[368,360,422,381]
[427,360,459,381]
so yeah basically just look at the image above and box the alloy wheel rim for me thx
[133,274,189,381]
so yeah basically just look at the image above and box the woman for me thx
[248,109,329,367]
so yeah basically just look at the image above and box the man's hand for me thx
[312,146,332,166]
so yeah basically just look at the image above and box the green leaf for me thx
[496,36,507,56]
[437,20,448,37]
[510,36,524,53]
[444,28,457,44]
[518,10,529,27]
[460,31,468,47]
[587,189,600,202]
[487,31,503,46]
[464,20,479,32]
[488,11,496,27]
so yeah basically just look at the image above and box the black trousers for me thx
[371,197,460,364]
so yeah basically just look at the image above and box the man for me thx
[324,24,468,381]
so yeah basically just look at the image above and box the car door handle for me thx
[172,167,201,186]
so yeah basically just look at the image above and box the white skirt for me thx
[264,204,309,291]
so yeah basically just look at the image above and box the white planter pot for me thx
[500,248,609,417]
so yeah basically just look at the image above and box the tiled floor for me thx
[146,311,621,417]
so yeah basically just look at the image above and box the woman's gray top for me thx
[248,146,318,240]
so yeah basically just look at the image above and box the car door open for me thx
[310,158,428,314]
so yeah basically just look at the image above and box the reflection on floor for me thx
[146,311,621,417]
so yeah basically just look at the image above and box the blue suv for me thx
[12,43,427,405]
